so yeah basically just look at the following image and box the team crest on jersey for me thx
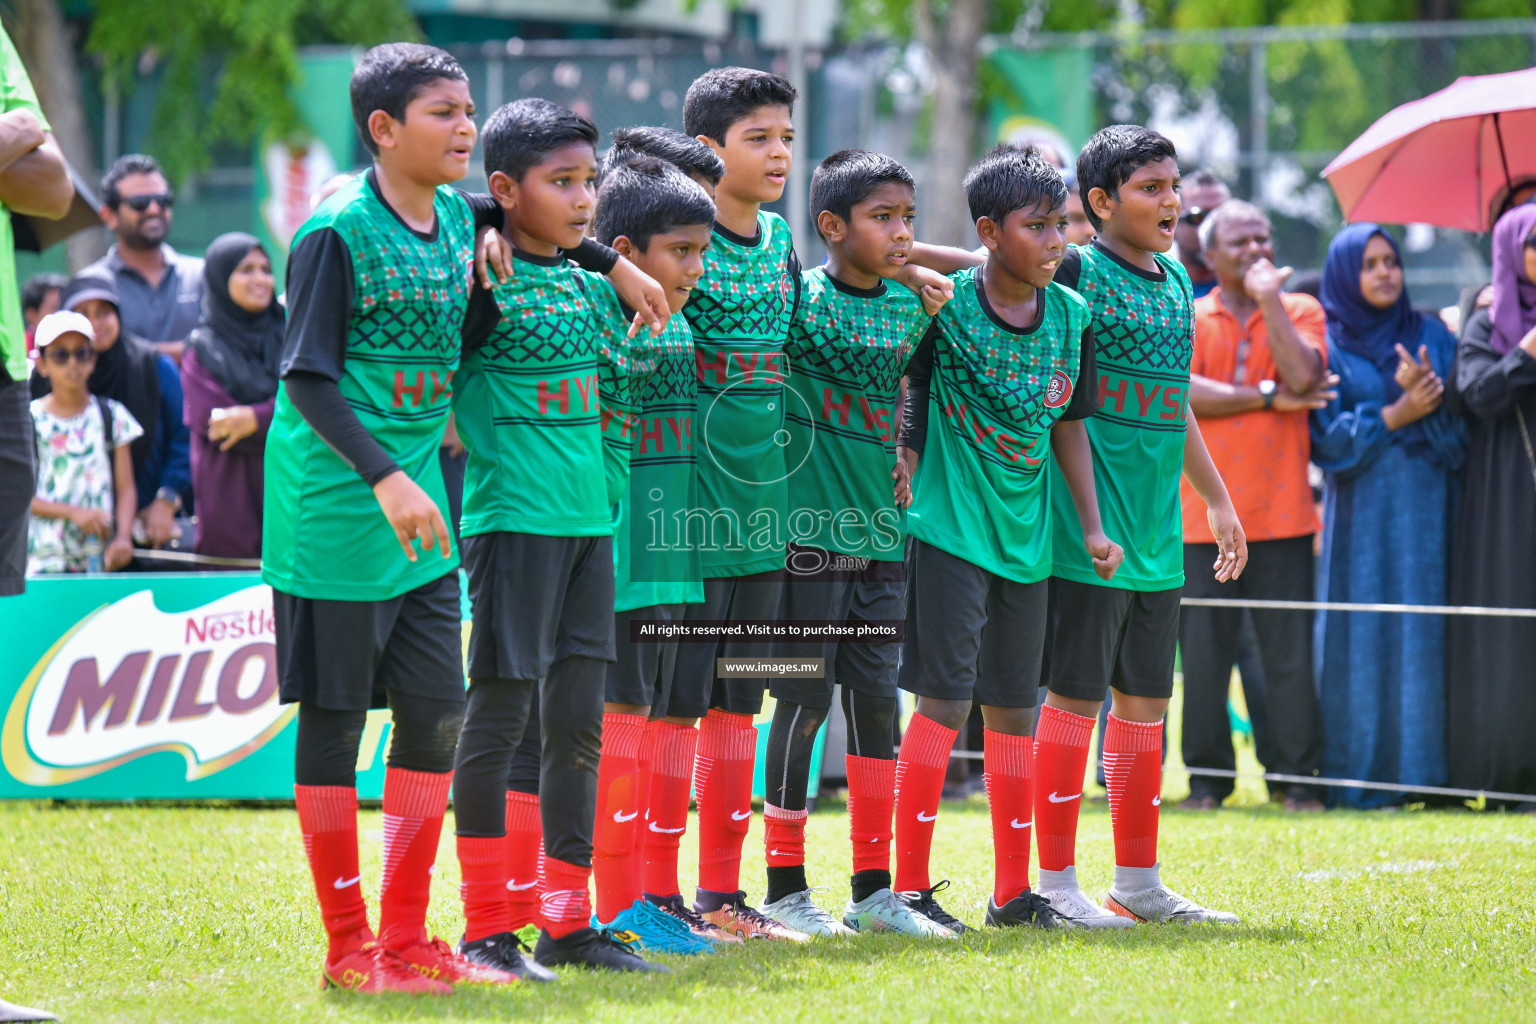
[1044,370,1074,408]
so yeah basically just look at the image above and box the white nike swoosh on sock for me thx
[1009,819,1032,829]
[613,810,639,823]
[916,811,937,822]
[731,810,751,820]
[1152,796,1161,806]
[333,875,362,890]
[1047,792,1081,803]
[507,880,538,891]
[649,822,685,834]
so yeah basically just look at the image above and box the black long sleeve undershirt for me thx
[284,371,400,486]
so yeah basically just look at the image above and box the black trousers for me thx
[1179,536,1322,799]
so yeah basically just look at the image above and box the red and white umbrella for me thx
[1323,66,1536,233]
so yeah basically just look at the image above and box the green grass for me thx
[3,790,1534,1024]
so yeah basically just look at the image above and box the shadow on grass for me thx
[323,923,1315,1022]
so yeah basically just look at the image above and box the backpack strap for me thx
[96,395,116,516]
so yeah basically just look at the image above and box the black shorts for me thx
[0,379,34,597]
[667,569,785,719]
[462,531,616,682]
[607,603,684,707]
[770,550,906,710]
[274,570,466,711]
[1045,576,1180,701]
[898,540,1046,708]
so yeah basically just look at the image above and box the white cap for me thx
[34,309,94,350]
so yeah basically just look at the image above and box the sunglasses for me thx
[44,345,95,365]
[1180,207,1209,227]
[119,193,174,213]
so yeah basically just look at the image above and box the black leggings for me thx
[451,656,606,868]
[294,690,465,786]
[764,687,897,812]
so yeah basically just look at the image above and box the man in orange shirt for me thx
[1180,200,1337,812]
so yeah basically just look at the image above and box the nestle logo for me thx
[185,609,275,645]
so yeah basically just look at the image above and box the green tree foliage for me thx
[86,0,418,182]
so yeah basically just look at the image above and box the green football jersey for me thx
[262,173,473,601]
[906,267,1091,584]
[783,269,929,560]
[683,212,799,578]
[584,273,704,612]
[454,250,612,539]
[1049,241,1194,591]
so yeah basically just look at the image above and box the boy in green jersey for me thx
[263,43,515,995]
[1032,125,1249,928]
[892,144,1125,934]
[756,149,949,940]
[449,98,665,975]
[579,157,733,953]
[671,65,952,941]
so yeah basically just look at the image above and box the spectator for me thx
[1175,168,1231,299]
[1179,200,1334,811]
[182,232,282,561]
[27,311,139,573]
[22,271,67,358]
[1446,204,1536,810]
[32,270,192,551]
[1062,166,1095,247]
[1311,224,1467,808]
[84,154,204,362]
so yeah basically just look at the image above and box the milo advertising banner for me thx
[1,575,395,800]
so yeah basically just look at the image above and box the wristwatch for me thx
[155,487,183,512]
[1258,379,1277,410]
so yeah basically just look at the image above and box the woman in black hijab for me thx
[181,232,283,559]
[33,268,192,549]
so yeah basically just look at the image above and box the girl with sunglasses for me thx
[26,310,140,573]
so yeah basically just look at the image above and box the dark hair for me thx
[350,43,468,157]
[22,272,69,313]
[1075,124,1179,230]
[682,66,797,144]
[483,98,599,183]
[1188,167,1228,191]
[808,149,915,242]
[963,143,1067,227]
[594,157,716,251]
[102,154,166,207]
[604,126,724,186]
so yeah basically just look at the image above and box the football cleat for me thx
[696,890,811,942]
[759,888,856,937]
[598,898,719,955]
[897,879,971,935]
[395,936,519,985]
[843,887,957,937]
[646,892,743,945]
[1038,886,1137,930]
[322,943,452,995]
[984,891,1075,930]
[1105,883,1241,925]
[533,926,671,972]
[457,931,557,982]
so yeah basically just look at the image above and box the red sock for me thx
[1033,704,1095,872]
[294,785,372,963]
[503,790,543,930]
[457,835,510,943]
[540,856,592,939]
[592,712,647,923]
[378,768,452,951]
[1103,714,1163,868]
[694,709,757,894]
[763,803,808,867]
[983,729,1034,905]
[641,721,696,897]
[632,720,658,896]
[893,714,957,893]
[846,755,894,876]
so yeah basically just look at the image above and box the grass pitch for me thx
[3,782,1533,1024]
